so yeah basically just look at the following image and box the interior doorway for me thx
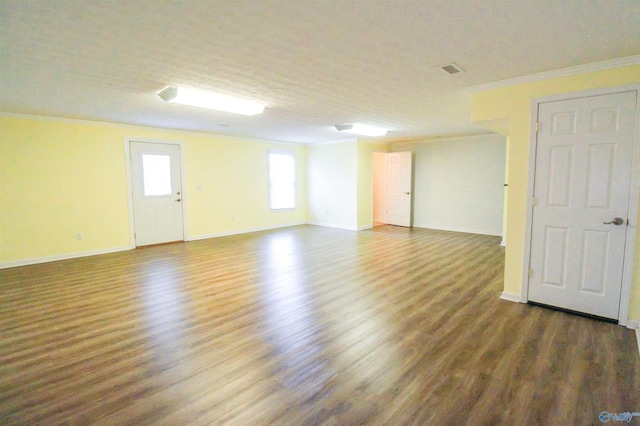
[372,151,413,227]
[373,152,387,226]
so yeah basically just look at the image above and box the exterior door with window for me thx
[130,141,184,246]
[527,90,637,320]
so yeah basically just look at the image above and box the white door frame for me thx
[521,84,640,326]
[124,137,188,247]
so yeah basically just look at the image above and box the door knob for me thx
[603,217,624,225]
[404,192,410,195]
[175,198,181,202]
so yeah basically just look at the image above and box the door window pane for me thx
[142,154,172,196]
[269,152,295,209]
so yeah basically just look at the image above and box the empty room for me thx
[1,1,639,424]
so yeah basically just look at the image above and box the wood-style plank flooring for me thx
[1,225,639,425]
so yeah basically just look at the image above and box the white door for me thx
[386,151,412,227]
[130,141,184,246]
[528,91,637,319]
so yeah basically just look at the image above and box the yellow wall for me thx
[471,64,640,320]
[0,115,307,264]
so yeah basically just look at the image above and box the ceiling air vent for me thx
[440,63,463,75]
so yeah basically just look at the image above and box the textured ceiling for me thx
[1,0,639,143]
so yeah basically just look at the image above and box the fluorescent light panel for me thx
[158,86,265,116]
[335,123,388,137]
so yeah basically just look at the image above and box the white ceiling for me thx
[1,0,639,144]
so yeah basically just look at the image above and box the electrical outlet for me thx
[76,232,83,240]
[230,216,235,222]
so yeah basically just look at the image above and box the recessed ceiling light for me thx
[158,86,265,116]
[335,123,389,137]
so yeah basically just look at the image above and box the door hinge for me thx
[535,122,540,133]
[531,196,537,207]
[528,267,532,278]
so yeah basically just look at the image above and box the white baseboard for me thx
[0,246,132,269]
[499,292,522,303]
[306,221,358,231]
[1,223,309,268]
[357,225,373,231]
[188,222,307,241]
[412,224,502,237]
[500,239,506,247]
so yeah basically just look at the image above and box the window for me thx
[142,154,172,196]
[268,151,295,210]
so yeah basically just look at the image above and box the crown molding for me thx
[467,54,640,93]
[0,111,304,146]
[389,131,496,146]
[308,137,358,146]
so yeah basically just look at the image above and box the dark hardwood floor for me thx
[1,225,638,425]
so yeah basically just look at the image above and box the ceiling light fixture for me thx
[335,123,388,137]
[158,86,265,116]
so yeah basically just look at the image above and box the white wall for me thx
[307,140,358,230]
[392,134,506,236]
